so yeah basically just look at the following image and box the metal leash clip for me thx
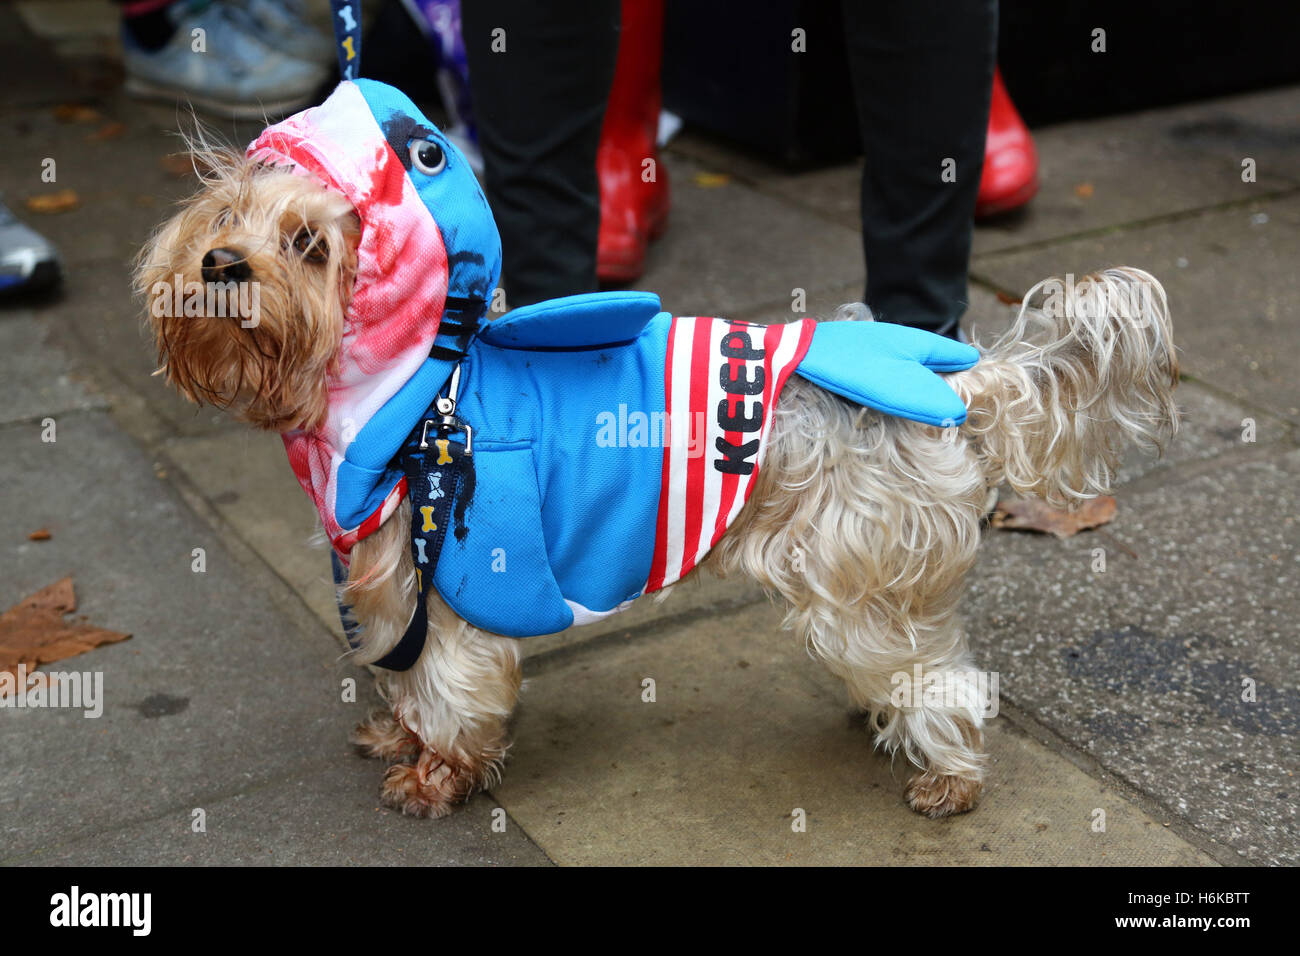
[419,362,473,456]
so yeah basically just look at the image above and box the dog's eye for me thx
[409,139,446,176]
[293,229,329,262]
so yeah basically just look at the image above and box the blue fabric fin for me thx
[478,291,662,349]
[793,321,979,426]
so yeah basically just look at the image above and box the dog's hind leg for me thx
[712,379,991,817]
[790,582,989,818]
[837,618,990,819]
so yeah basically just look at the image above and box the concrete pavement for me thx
[1,1,1295,865]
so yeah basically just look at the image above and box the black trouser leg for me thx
[116,0,180,50]
[462,1,620,308]
[841,0,997,337]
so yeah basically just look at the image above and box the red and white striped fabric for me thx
[646,316,816,592]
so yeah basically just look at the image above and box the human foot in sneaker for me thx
[233,0,335,67]
[0,201,61,295]
[122,0,327,119]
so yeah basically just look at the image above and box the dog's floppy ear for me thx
[794,322,979,427]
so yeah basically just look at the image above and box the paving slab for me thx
[0,314,108,425]
[972,84,1300,255]
[638,156,864,319]
[965,446,1300,865]
[29,254,241,439]
[495,600,1216,865]
[0,409,547,865]
[162,428,343,644]
[669,130,863,234]
[1113,379,1291,488]
[973,193,1300,424]
[24,761,548,866]
[3,27,1294,867]
[0,97,201,268]
[674,85,1300,258]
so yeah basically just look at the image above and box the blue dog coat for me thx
[252,80,979,639]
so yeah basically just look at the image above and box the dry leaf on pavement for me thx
[88,121,127,141]
[25,190,80,214]
[0,578,131,689]
[692,171,730,188]
[54,104,101,124]
[991,495,1117,538]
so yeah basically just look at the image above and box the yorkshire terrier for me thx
[137,81,1178,820]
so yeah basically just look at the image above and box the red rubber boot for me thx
[976,68,1039,219]
[596,0,670,283]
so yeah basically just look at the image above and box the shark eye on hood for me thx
[408,138,447,176]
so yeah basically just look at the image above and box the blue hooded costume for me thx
[250,80,978,653]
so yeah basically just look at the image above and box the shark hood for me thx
[247,79,502,556]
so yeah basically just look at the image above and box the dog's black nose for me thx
[201,248,252,283]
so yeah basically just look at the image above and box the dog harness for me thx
[249,80,979,660]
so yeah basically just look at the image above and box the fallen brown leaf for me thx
[25,189,79,214]
[0,578,131,688]
[692,171,730,188]
[27,529,51,541]
[88,121,126,141]
[54,104,101,124]
[995,290,1023,306]
[1074,181,1095,199]
[991,495,1116,538]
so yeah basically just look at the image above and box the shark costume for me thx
[249,80,979,658]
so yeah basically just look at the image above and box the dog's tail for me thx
[949,267,1179,505]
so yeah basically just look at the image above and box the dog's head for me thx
[137,80,501,434]
[137,152,359,430]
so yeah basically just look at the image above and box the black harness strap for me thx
[332,295,487,671]
[331,394,473,671]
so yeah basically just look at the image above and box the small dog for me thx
[138,82,1178,820]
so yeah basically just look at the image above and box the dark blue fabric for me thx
[328,0,363,80]
[330,549,362,650]
[386,408,472,669]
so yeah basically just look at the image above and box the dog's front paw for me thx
[380,747,477,818]
[352,709,421,762]
[905,770,983,819]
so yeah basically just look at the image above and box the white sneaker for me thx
[233,0,335,67]
[0,201,61,294]
[123,0,328,119]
